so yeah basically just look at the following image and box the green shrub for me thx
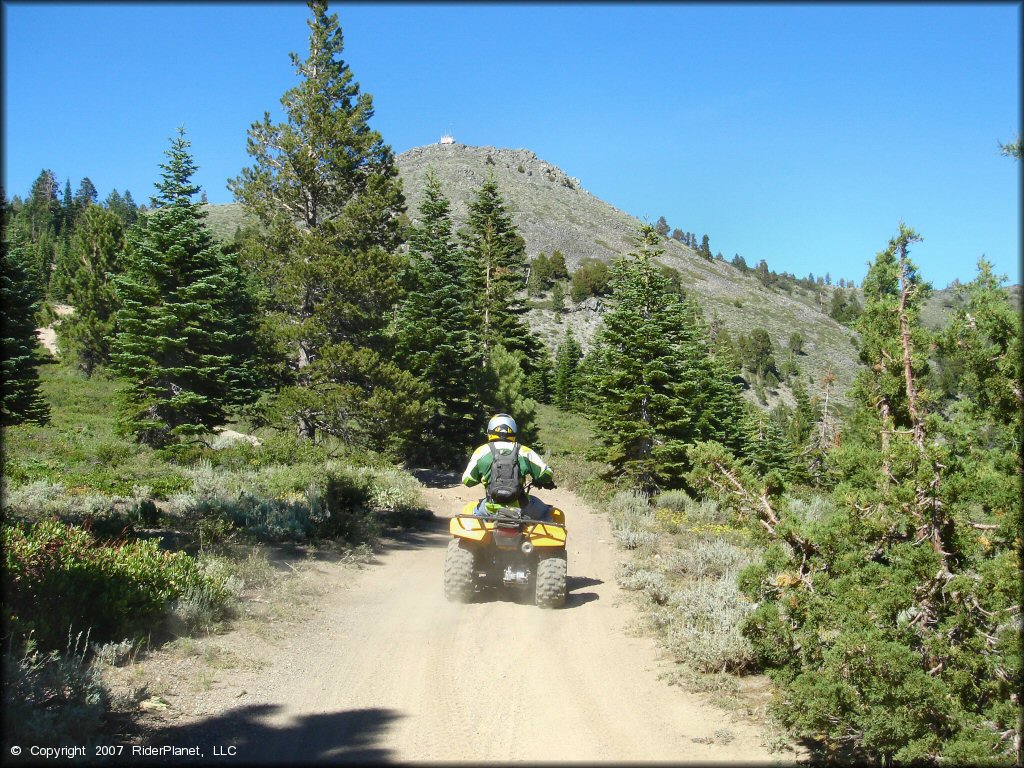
[172,460,422,545]
[3,632,109,748]
[617,562,670,604]
[654,489,690,512]
[570,258,611,303]
[666,577,756,673]
[667,538,752,580]
[607,490,658,552]
[607,489,652,524]
[3,520,228,651]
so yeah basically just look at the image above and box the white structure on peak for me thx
[440,132,455,145]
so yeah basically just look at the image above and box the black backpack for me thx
[486,443,522,504]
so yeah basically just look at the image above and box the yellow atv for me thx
[444,500,567,608]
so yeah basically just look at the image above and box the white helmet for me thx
[486,413,517,441]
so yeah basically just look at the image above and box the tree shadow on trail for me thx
[126,704,402,765]
[409,467,461,488]
[371,516,450,554]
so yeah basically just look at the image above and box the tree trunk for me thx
[296,287,316,441]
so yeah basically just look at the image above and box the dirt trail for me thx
[137,476,787,764]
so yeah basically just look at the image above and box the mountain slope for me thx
[396,142,861,406]
[203,142,868,406]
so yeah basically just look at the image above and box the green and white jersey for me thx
[461,440,553,488]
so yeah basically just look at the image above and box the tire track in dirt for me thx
[138,477,788,764]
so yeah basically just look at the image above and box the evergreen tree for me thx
[74,177,98,209]
[61,179,75,233]
[570,258,611,302]
[741,408,794,483]
[659,264,685,296]
[527,252,549,296]
[523,348,554,406]
[229,0,407,442]
[56,205,124,375]
[18,170,61,297]
[783,377,819,458]
[699,234,712,260]
[655,215,670,237]
[693,226,1021,763]
[550,281,565,318]
[841,224,932,481]
[480,343,539,447]
[714,327,742,375]
[745,328,777,381]
[552,327,583,410]
[937,258,1020,425]
[25,170,60,242]
[1,235,50,425]
[548,250,569,281]
[585,226,745,492]
[102,188,139,228]
[111,129,261,448]
[754,259,771,286]
[392,171,484,463]
[460,176,540,366]
[121,191,140,226]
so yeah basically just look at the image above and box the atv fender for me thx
[450,514,488,541]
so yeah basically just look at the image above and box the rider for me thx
[462,413,556,520]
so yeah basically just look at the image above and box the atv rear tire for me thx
[443,539,476,603]
[535,551,567,609]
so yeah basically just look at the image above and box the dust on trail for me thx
[135,473,790,765]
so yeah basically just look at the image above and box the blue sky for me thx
[3,2,1020,288]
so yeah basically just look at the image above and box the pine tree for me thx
[552,327,583,410]
[61,179,75,233]
[1,235,50,425]
[25,170,60,243]
[741,408,793,483]
[480,343,539,447]
[393,171,484,463]
[460,176,540,366]
[229,0,407,442]
[18,170,61,297]
[706,226,1021,763]
[938,257,1020,425]
[570,258,611,303]
[74,177,98,209]
[527,252,549,296]
[523,348,554,406]
[699,234,712,261]
[550,281,564,318]
[110,129,261,448]
[745,328,777,382]
[585,225,745,492]
[121,191,140,226]
[56,205,124,375]
[842,223,932,488]
[548,250,569,281]
[754,259,771,287]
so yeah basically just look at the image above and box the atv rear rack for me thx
[451,513,566,531]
